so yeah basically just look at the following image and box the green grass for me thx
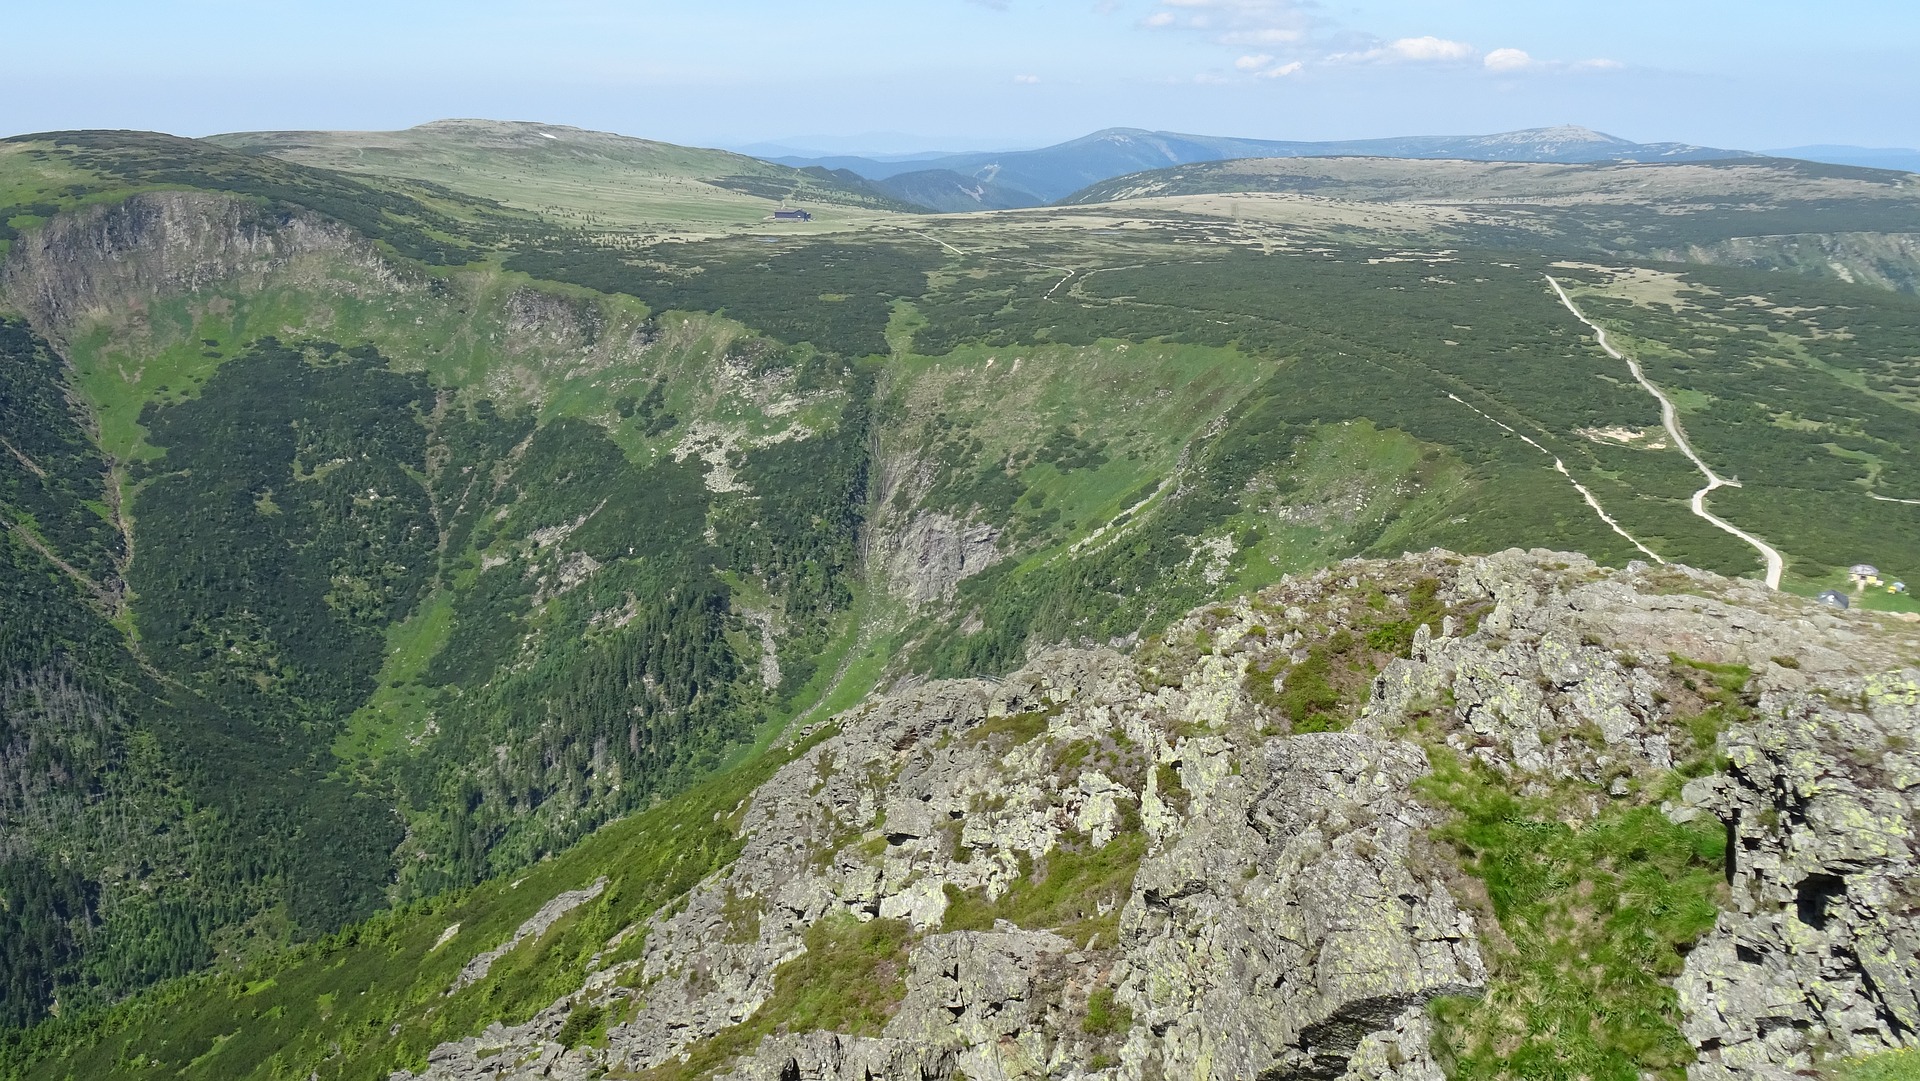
[1831,1048,1920,1081]
[1082,985,1134,1036]
[204,121,907,237]
[1420,747,1728,1081]
[941,828,1147,948]
[1782,572,1920,615]
[333,589,456,763]
[624,914,912,1081]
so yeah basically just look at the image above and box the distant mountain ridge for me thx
[767,124,1758,207]
[1769,145,1920,174]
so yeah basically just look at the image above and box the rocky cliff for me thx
[0,190,406,344]
[386,550,1920,1081]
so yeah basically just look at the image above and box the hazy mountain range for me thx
[1766,144,1920,174]
[767,124,1761,211]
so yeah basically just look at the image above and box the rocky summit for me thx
[379,550,1920,1081]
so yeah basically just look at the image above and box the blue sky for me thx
[5,1,1916,152]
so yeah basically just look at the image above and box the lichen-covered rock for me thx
[395,549,1920,1081]
[1673,672,1920,1080]
[1119,732,1483,1081]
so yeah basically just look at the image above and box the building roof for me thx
[1816,589,1851,609]
[1850,563,1880,574]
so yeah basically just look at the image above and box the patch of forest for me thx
[505,237,937,358]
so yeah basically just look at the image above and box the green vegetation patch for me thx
[942,829,1147,948]
[1831,1048,1920,1081]
[2,725,838,1081]
[1400,650,1755,1081]
[629,914,912,1081]
[506,238,937,359]
[1420,747,1727,1081]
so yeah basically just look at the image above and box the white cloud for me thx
[1387,35,1473,61]
[1142,0,1312,46]
[1479,49,1625,75]
[1220,27,1304,45]
[1136,0,1622,85]
[1483,47,1535,72]
[1012,73,1041,83]
[1328,35,1474,65]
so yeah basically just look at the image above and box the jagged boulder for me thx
[1674,672,1920,1079]
[394,550,1920,1081]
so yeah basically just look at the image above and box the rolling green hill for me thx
[1061,154,1920,292]
[208,120,926,233]
[2,122,1919,1080]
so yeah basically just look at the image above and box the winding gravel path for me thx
[1547,275,1784,589]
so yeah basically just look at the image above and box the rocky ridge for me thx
[388,549,1920,1081]
[0,190,407,344]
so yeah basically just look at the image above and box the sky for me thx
[5,1,1917,153]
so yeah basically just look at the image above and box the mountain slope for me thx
[14,550,1920,1081]
[869,168,1040,212]
[209,120,926,230]
[1059,154,1920,291]
[5,123,1920,1070]
[770,125,1755,205]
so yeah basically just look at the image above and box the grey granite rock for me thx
[394,550,1920,1081]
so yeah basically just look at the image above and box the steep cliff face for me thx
[0,190,405,343]
[1667,232,1920,295]
[389,550,1920,1081]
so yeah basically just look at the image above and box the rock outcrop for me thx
[1,190,404,343]
[882,510,1002,604]
[393,550,1920,1081]
[1674,673,1920,1079]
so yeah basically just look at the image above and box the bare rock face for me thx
[393,550,1920,1081]
[1121,731,1483,1081]
[1672,673,1920,1080]
[882,511,1001,604]
[1,190,402,343]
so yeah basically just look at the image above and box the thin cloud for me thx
[1329,35,1476,64]
[1138,0,1617,85]
[1482,49,1626,75]
[1012,73,1041,84]
[1141,0,1314,45]
[1483,47,1535,72]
